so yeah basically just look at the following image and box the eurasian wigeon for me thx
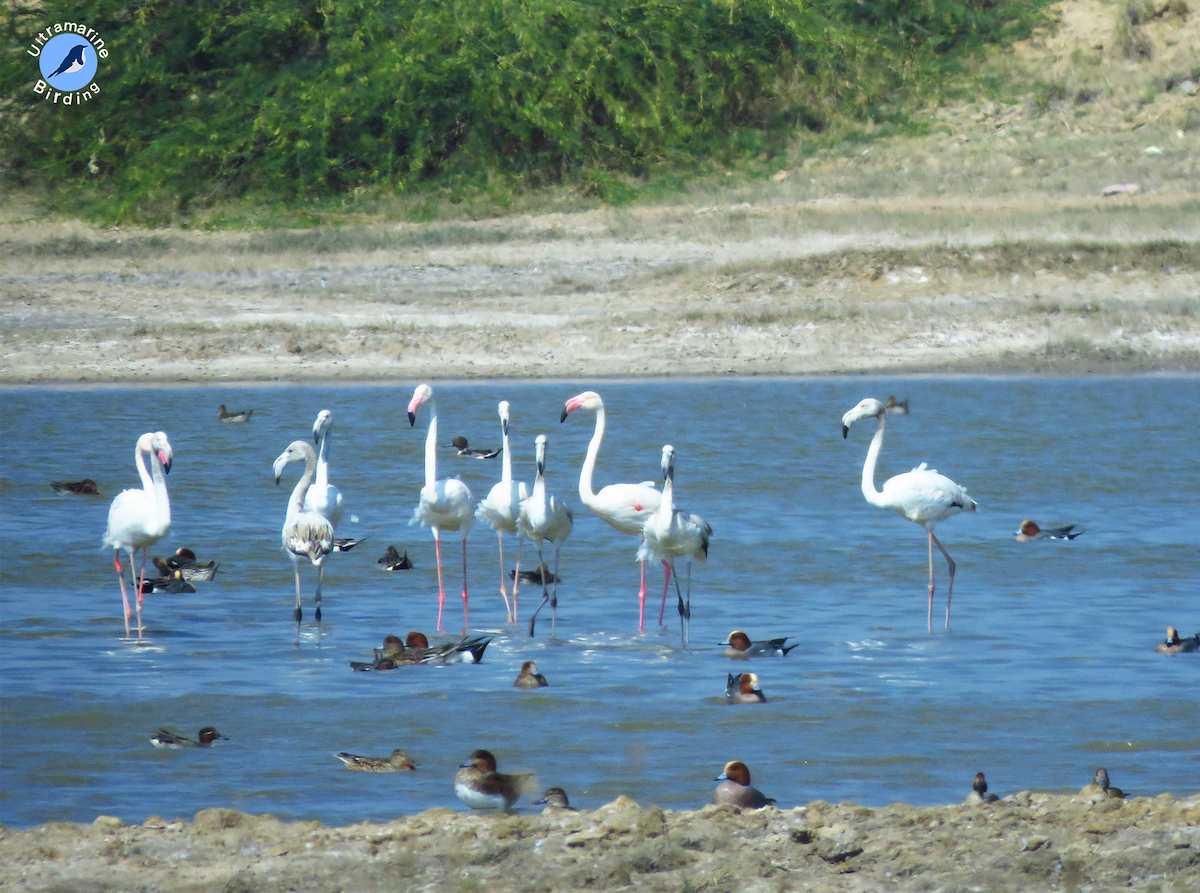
[333,749,417,771]
[149,726,227,748]
[454,749,530,810]
[1014,520,1083,541]
[722,630,798,659]
[448,436,501,459]
[513,660,549,689]
[378,546,414,570]
[402,631,492,664]
[217,404,252,423]
[50,478,100,495]
[726,672,766,704]
[1155,626,1200,655]
[963,772,999,804]
[712,761,776,808]
[533,787,577,813]
[1080,767,1125,800]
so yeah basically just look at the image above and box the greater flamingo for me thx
[474,401,528,622]
[274,440,335,624]
[560,390,663,631]
[638,445,711,647]
[408,384,475,631]
[103,431,174,640]
[519,434,574,637]
[304,409,344,528]
[841,397,977,632]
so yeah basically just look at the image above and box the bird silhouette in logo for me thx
[48,44,88,79]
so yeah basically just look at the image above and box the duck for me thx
[722,630,798,659]
[534,787,576,813]
[401,631,492,664]
[217,404,253,423]
[1155,626,1200,655]
[349,634,422,671]
[156,549,220,582]
[1080,767,1125,800]
[1014,520,1083,541]
[378,546,413,570]
[50,478,100,495]
[885,395,909,415]
[508,563,560,585]
[149,726,228,748]
[454,749,530,810]
[726,672,766,704]
[140,568,196,595]
[963,772,999,804]
[513,660,549,689]
[712,761,776,808]
[332,537,367,553]
[448,436,501,459]
[333,749,417,772]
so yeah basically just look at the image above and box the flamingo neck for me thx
[500,423,512,488]
[860,412,889,508]
[288,449,317,521]
[423,397,439,490]
[149,446,171,531]
[315,427,331,490]
[659,470,675,517]
[577,404,605,509]
[134,440,154,492]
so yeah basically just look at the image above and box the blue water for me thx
[1,377,1198,828]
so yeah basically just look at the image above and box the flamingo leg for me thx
[637,559,647,632]
[432,529,445,632]
[657,559,672,627]
[511,534,525,624]
[114,553,132,638]
[314,560,324,621]
[292,557,303,623]
[528,540,550,637]
[460,533,470,632]
[133,548,146,638]
[681,560,693,648]
[930,531,956,630]
[550,542,562,638]
[497,532,513,623]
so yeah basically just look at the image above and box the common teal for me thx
[712,761,775,808]
[722,631,797,659]
[533,787,576,812]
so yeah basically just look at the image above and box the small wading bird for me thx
[519,435,573,637]
[448,436,501,459]
[217,404,252,423]
[103,432,174,640]
[149,727,227,748]
[560,391,663,631]
[274,440,335,625]
[638,445,711,647]
[408,384,474,632]
[333,749,416,772]
[475,401,528,622]
[842,397,977,633]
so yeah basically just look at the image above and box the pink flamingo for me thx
[560,391,663,631]
[474,401,528,622]
[408,384,474,631]
[841,397,977,632]
[103,431,174,640]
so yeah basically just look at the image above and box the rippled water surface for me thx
[2,377,1198,828]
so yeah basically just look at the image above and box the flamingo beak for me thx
[407,411,417,427]
[158,451,172,474]
[841,424,849,439]
[559,408,570,423]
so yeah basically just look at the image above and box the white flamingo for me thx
[103,431,174,640]
[639,445,711,647]
[519,434,573,637]
[841,397,978,632]
[304,409,344,528]
[474,401,528,623]
[274,440,335,625]
[560,390,663,631]
[408,384,475,632]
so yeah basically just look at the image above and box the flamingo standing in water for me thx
[519,434,573,637]
[474,401,528,622]
[304,409,344,528]
[408,384,474,631]
[274,440,335,625]
[103,431,174,640]
[639,445,711,647]
[841,397,977,632]
[560,390,663,631]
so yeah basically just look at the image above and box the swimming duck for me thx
[333,537,367,552]
[157,549,220,581]
[149,726,227,748]
[454,749,530,810]
[533,787,577,812]
[1080,767,1125,800]
[349,634,422,671]
[726,672,766,704]
[333,749,417,772]
[50,478,100,495]
[885,395,909,415]
[217,404,253,423]
[402,631,492,664]
[140,568,197,595]
[508,563,560,585]
[513,660,549,689]
[1014,520,1083,541]
[1155,626,1200,655]
[964,772,1000,804]
[712,761,776,808]
[448,436,501,459]
[378,546,413,570]
[722,630,798,659]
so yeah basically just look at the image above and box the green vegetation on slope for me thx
[2,0,1050,223]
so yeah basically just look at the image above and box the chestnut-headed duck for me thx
[448,436,501,459]
[402,631,492,664]
[1014,520,1083,541]
[534,787,577,812]
[333,749,417,772]
[712,761,776,808]
[378,546,414,570]
[51,478,100,495]
[454,749,530,810]
[154,550,219,582]
[726,672,766,704]
[963,772,1000,804]
[1080,767,1125,800]
[722,630,798,659]
[1155,626,1200,655]
[885,395,909,415]
[350,634,422,671]
[217,404,253,423]
[513,660,549,689]
[150,726,227,748]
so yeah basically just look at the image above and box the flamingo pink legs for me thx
[927,531,956,633]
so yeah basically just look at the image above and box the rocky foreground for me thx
[3,792,1197,893]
